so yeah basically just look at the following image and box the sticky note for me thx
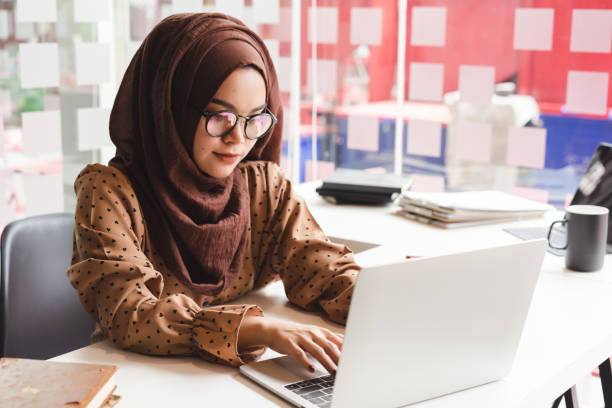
[77,107,112,151]
[459,65,495,105]
[0,90,11,117]
[513,8,554,51]
[23,173,64,217]
[253,0,279,24]
[15,22,34,40]
[570,9,612,53]
[308,7,338,44]
[410,174,445,192]
[350,7,382,46]
[307,59,337,95]
[410,7,446,47]
[406,120,441,157]
[75,42,111,86]
[172,0,202,14]
[512,186,549,204]
[278,7,292,42]
[44,94,60,110]
[278,57,291,93]
[565,193,574,208]
[0,120,4,158]
[216,0,245,22]
[264,39,280,69]
[0,10,9,40]
[16,0,57,22]
[566,70,609,115]
[74,0,110,22]
[455,121,492,162]
[408,62,444,102]
[305,160,335,182]
[22,111,62,156]
[347,115,379,151]
[19,43,60,88]
[506,127,546,169]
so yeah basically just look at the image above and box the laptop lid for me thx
[331,239,547,408]
[570,142,612,244]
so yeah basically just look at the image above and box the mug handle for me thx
[547,219,568,250]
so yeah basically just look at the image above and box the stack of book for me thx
[0,358,119,407]
[396,190,554,229]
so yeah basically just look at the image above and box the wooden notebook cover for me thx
[0,358,117,408]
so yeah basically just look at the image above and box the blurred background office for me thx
[0,0,610,230]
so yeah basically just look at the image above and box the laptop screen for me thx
[571,142,612,244]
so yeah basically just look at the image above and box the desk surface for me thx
[53,182,612,407]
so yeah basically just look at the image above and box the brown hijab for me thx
[108,13,283,296]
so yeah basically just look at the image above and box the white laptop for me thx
[240,239,547,408]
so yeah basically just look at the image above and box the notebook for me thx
[240,239,547,408]
[316,169,412,205]
[0,358,118,408]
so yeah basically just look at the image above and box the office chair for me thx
[0,212,95,359]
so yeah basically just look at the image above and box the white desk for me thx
[53,182,612,407]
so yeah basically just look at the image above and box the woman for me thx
[67,13,360,375]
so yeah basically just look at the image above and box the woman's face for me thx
[192,67,266,178]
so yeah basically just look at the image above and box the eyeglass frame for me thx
[190,103,278,141]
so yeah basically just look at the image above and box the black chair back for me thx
[1,213,94,359]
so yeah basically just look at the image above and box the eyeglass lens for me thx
[207,112,273,139]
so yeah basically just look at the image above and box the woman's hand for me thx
[237,316,343,374]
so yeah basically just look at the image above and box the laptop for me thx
[240,239,547,408]
[505,142,612,255]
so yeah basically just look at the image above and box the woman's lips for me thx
[213,152,241,164]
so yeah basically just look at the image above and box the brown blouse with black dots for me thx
[67,160,360,367]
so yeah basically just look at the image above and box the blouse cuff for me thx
[192,304,264,367]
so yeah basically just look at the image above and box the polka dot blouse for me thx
[67,161,360,367]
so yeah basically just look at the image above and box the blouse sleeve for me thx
[243,162,361,325]
[67,165,263,367]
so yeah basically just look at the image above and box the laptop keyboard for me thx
[284,374,335,407]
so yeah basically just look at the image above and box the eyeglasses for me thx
[191,104,277,141]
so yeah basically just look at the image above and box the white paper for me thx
[0,10,10,40]
[77,107,112,151]
[23,173,64,217]
[278,57,291,93]
[22,110,62,156]
[253,0,279,24]
[216,0,245,22]
[459,65,495,105]
[16,0,57,22]
[406,120,441,157]
[566,70,609,115]
[172,0,202,14]
[308,7,338,44]
[74,0,110,22]
[513,8,554,51]
[350,7,382,46]
[307,59,337,95]
[408,62,444,102]
[75,42,111,86]
[570,9,612,54]
[410,6,446,47]
[19,43,60,89]
[264,39,279,69]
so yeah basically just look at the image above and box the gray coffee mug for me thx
[548,205,609,272]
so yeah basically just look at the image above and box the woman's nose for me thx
[224,118,247,144]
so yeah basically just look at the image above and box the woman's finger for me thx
[299,339,336,374]
[288,341,316,372]
[312,333,341,365]
[322,329,344,350]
